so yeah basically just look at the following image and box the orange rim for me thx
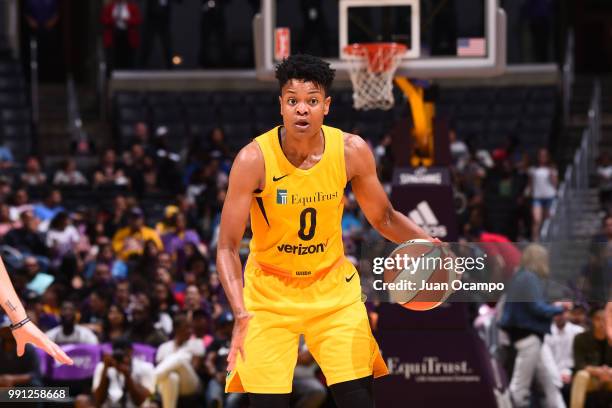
[343,42,407,73]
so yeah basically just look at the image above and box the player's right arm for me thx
[216,141,264,368]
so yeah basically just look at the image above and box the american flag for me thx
[457,38,486,57]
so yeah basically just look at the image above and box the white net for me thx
[344,43,406,111]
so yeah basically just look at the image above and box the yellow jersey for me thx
[247,125,347,278]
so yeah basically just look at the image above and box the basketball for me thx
[383,239,456,311]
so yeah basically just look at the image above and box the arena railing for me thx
[30,38,39,127]
[2,0,19,59]
[562,29,574,127]
[97,38,107,121]
[541,80,601,242]
[66,74,88,150]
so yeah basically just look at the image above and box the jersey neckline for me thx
[274,125,330,175]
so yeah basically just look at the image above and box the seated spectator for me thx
[134,239,163,279]
[192,308,214,349]
[155,313,204,408]
[0,144,14,170]
[123,144,147,194]
[571,305,612,408]
[45,211,80,268]
[205,312,244,408]
[544,307,584,402]
[596,151,612,211]
[131,121,151,152]
[80,289,112,337]
[20,156,47,187]
[125,301,167,347]
[25,293,59,332]
[183,285,208,318]
[92,338,155,408]
[0,203,17,238]
[152,281,178,331]
[45,300,99,345]
[84,242,128,281]
[87,263,115,293]
[156,205,179,236]
[569,304,589,330]
[182,242,209,278]
[53,158,88,186]
[101,304,129,344]
[103,195,128,238]
[112,207,163,261]
[20,256,54,297]
[0,177,12,203]
[142,155,159,193]
[9,188,33,222]
[0,325,42,388]
[33,188,65,223]
[5,211,49,258]
[292,338,327,408]
[162,212,201,264]
[93,149,128,187]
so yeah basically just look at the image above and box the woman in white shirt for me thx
[528,148,558,241]
[52,159,88,186]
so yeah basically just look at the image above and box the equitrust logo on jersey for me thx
[277,189,288,205]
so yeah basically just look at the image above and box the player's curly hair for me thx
[275,54,336,95]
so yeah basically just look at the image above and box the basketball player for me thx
[0,257,73,365]
[217,54,435,408]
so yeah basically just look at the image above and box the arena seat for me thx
[1,108,31,123]
[253,105,279,122]
[219,105,251,123]
[146,92,179,107]
[114,91,143,107]
[0,92,26,108]
[179,92,211,106]
[211,92,243,105]
[49,344,101,381]
[492,103,522,118]
[151,105,182,123]
[117,107,147,124]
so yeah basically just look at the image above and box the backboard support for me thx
[255,0,506,81]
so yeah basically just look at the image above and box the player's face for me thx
[280,80,330,135]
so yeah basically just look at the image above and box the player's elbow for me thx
[372,205,395,234]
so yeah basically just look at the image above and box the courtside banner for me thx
[356,241,612,304]
[374,324,507,407]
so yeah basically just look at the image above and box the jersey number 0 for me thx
[298,208,317,241]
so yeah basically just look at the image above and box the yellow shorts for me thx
[225,258,388,394]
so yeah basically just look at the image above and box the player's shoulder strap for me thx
[321,125,348,187]
[252,126,281,197]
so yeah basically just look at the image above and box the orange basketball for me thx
[383,239,456,311]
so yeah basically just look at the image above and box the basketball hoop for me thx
[343,42,407,111]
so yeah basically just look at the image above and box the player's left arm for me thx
[345,133,433,244]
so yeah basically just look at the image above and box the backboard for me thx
[254,0,506,81]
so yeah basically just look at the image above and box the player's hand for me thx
[12,321,74,365]
[227,312,254,372]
